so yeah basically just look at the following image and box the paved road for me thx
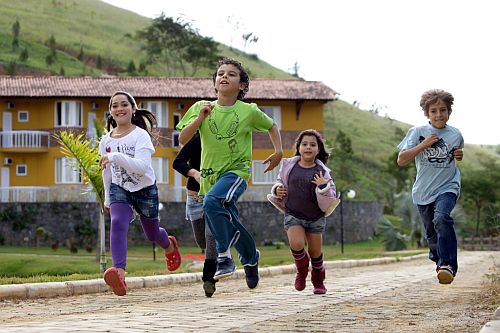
[0,251,498,332]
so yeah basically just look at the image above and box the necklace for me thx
[111,125,135,138]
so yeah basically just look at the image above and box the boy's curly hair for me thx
[212,58,250,100]
[420,89,454,116]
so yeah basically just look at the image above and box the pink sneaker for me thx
[103,267,127,296]
[165,236,181,271]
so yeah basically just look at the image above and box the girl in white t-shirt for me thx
[99,91,181,296]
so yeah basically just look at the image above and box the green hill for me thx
[0,0,295,78]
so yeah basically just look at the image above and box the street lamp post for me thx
[339,189,356,254]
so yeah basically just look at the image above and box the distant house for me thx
[0,76,338,203]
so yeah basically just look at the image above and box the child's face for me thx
[214,64,246,96]
[299,135,319,163]
[110,94,134,126]
[426,99,450,129]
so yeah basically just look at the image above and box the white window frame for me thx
[251,160,280,184]
[259,106,281,129]
[55,101,83,127]
[142,101,168,128]
[152,157,169,184]
[55,157,82,184]
[16,164,27,176]
[18,111,29,122]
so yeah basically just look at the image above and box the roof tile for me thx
[0,76,338,101]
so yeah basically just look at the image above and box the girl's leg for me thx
[288,226,309,291]
[306,232,327,294]
[109,202,134,270]
[190,218,206,251]
[140,216,170,249]
[140,216,181,271]
[186,196,206,250]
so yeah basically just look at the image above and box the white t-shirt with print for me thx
[99,126,156,207]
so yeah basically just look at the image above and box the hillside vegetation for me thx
[0,0,295,78]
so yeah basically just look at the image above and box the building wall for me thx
[1,97,327,199]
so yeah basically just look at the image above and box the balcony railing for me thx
[0,186,51,202]
[0,131,50,150]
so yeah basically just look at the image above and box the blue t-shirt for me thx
[397,122,464,205]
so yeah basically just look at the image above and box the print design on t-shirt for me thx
[419,136,455,166]
[109,142,141,187]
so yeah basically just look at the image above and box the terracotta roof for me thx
[0,76,338,101]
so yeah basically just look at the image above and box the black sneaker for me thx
[213,256,236,280]
[203,280,216,297]
[244,249,260,289]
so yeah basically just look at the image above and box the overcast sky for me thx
[102,0,499,145]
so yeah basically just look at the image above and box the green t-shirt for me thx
[176,100,273,195]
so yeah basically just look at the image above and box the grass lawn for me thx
[0,238,426,285]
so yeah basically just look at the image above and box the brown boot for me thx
[311,268,327,294]
[294,254,310,291]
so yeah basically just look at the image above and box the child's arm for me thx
[262,122,283,172]
[397,133,438,166]
[179,103,213,145]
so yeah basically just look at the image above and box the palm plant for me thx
[55,130,107,272]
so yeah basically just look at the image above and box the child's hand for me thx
[100,155,110,169]
[312,171,328,187]
[453,147,463,161]
[421,134,439,148]
[198,102,214,120]
[276,185,287,198]
[262,151,283,173]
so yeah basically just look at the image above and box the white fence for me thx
[0,131,50,149]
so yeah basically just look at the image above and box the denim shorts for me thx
[284,214,326,234]
[109,182,159,219]
[185,194,204,221]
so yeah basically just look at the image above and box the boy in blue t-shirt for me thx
[397,89,464,284]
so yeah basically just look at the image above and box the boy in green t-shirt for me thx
[177,58,283,289]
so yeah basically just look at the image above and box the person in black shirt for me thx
[173,132,218,297]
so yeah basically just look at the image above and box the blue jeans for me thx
[417,192,458,275]
[202,172,258,266]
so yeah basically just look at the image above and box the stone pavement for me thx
[0,251,498,332]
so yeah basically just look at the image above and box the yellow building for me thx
[0,76,337,202]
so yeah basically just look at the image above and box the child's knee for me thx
[434,212,453,229]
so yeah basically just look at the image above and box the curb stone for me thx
[479,306,500,333]
[0,254,428,300]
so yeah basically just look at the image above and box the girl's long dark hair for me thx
[294,129,330,164]
[106,91,158,138]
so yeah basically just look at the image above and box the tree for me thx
[12,19,20,50]
[77,45,84,61]
[96,54,102,69]
[461,156,499,235]
[47,34,57,59]
[136,13,220,76]
[242,32,258,51]
[19,47,29,62]
[55,131,107,272]
[127,60,136,75]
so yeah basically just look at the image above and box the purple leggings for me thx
[110,202,170,269]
